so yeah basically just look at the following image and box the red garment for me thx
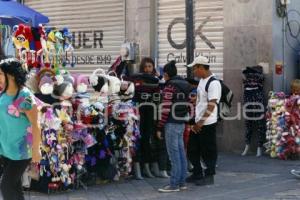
[183,124,190,150]
[157,84,176,131]
[109,56,122,72]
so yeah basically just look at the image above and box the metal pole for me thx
[185,0,194,78]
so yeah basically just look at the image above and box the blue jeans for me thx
[165,123,187,187]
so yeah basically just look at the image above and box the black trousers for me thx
[245,119,266,147]
[0,156,31,200]
[187,123,217,178]
[152,133,169,171]
[243,89,266,147]
[138,105,158,164]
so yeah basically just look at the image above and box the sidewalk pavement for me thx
[5,153,300,200]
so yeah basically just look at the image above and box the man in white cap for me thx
[186,55,221,186]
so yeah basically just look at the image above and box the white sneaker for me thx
[291,169,300,178]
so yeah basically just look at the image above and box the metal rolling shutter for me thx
[24,0,125,76]
[157,0,224,79]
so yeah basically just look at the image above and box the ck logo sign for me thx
[167,16,215,50]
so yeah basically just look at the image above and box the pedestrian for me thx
[186,56,221,186]
[0,58,41,200]
[157,60,190,192]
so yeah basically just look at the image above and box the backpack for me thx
[205,77,234,120]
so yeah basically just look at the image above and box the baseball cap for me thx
[187,55,209,68]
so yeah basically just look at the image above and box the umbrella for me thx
[0,0,49,27]
[0,15,30,26]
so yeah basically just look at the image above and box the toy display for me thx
[265,92,300,160]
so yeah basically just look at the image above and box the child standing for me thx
[0,59,41,200]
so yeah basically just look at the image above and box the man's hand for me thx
[156,131,163,140]
[192,121,203,133]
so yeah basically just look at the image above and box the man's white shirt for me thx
[195,75,222,125]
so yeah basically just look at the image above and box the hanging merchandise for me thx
[265,92,300,160]
[32,107,72,193]
[10,24,75,72]
[6,22,141,192]
[241,66,266,157]
[89,69,121,104]
[111,101,140,176]
[1,25,16,58]
[82,69,140,181]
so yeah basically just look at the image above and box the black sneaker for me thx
[186,175,202,183]
[204,175,214,185]
[158,185,180,193]
[179,184,188,191]
[195,175,214,186]
[195,178,206,186]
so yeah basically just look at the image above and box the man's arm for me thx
[192,80,221,132]
[192,100,217,132]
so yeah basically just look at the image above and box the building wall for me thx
[272,0,300,93]
[125,0,156,72]
[221,0,273,152]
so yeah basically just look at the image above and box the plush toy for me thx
[61,28,75,68]
[89,69,110,103]
[266,92,300,160]
[46,29,58,69]
[73,74,89,94]
[53,70,74,101]
[25,70,39,94]
[60,163,72,186]
[37,68,56,95]
[119,75,135,101]
[107,72,121,94]
[89,69,121,103]
[12,24,36,70]
[12,24,31,52]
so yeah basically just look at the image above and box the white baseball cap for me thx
[187,56,209,68]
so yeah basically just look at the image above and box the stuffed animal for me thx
[73,74,89,94]
[89,69,110,103]
[89,69,121,103]
[119,75,135,101]
[53,70,74,101]
[13,24,36,70]
[12,24,31,52]
[37,68,56,95]
[61,28,75,68]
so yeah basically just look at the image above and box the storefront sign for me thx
[167,16,215,50]
[72,30,104,49]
